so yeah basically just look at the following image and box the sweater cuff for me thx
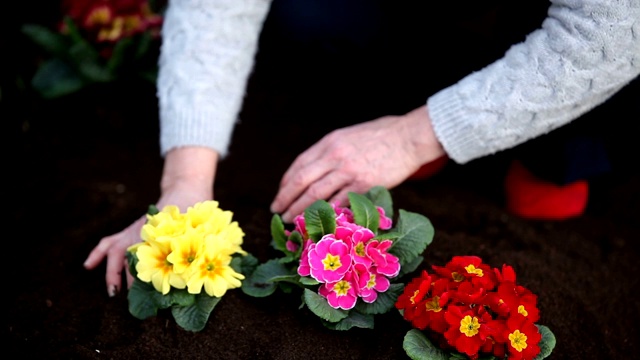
[427,87,490,164]
[160,107,237,158]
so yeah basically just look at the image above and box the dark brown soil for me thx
[5,3,640,359]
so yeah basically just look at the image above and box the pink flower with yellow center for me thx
[353,263,390,303]
[308,235,352,283]
[365,239,400,277]
[318,270,358,310]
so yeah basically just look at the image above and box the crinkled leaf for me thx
[134,31,153,59]
[299,276,320,286]
[171,293,221,332]
[31,58,84,98]
[230,253,258,277]
[241,259,292,297]
[373,231,402,241]
[147,204,160,215]
[21,24,69,57]
[167,289,196,307]
[304,200,336,241]
[365,186,393,219]
[354,283,404,315]
[126,251,139,278]
[271,213,288,252]
[323,311,374,330]
[107,36,134,73]
[128,279,164,320]
[269,274,303,287]
[403,329,449,360]
[349,191,379,232]
[389,210,434,267]
[303,288,348,322]
[398,255,424,279]
[534,325,556,360]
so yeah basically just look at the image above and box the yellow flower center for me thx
[451,272,465,282]
[409,290,421,305]
[354,242,366,257]
[366,274,376,289]
[425,296,442,312]
[518,305,529,316]
[322,253,342,271]
[509,330,528,352]
[464,264,483,277]
[459,315,480,337]
[334,280,351,296]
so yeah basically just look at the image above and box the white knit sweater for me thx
[157,0,640,163]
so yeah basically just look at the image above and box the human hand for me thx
[270,105,445,222]
[84,146,218,296]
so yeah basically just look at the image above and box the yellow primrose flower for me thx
[186,235,245,297]
[141,205,186,242]
[135,238,186,295]
[166,230,204,276]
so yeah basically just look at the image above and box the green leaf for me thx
[365,186,393,219]
[134,31,153,59]
[269,274,303,287]
[398,255,424,279]
[167,289,196,307]
[403,329,449,360]
[534,325,556,360]
[21,24,69,57]
[299,276,320,286]
[107,36,134,73]
[355,283,404,315]
[373,231,402,241]
[323,311,374,330]
[303,288,348,322]
[147,204,160,215]
[270,214,288,252]
[304,200,336,241]
[127,279,163,320]
[126,251,139,278]
[389,210,434,267]
[171,293,221,332]
[31,58,84,98]
[349,191,380,232]
[231,253,259,277]
[241,259,292,297]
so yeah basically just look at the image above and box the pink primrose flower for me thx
[309,235,352,283]
[376,206,393,230]
[354,263,392,303]
[297,240,315,277]
[293,214,308,240]
[318,270,358,310]
[366,240,401,277]
[285,239,299,252]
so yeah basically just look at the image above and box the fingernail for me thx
[282,212,291,223]
[108,285,118,297]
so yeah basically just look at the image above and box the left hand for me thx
[270,105,446,222]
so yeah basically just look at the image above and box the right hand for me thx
[84,146,219,297]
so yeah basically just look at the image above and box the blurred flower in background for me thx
[21,0,165,98]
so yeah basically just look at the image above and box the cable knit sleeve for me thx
[157,0,272,157]
[427,0,640,164]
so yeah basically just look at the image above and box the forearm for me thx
[157,0,272,158]
[160,146,219,194]
[428,0,640,164]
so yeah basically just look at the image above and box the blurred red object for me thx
[60,0,162,43]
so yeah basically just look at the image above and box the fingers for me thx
[105,247,125,297]
[279,172,352,223]
[271,150,334,217]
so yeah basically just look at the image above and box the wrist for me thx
[403,105,446,166]
[160,146,219,193]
